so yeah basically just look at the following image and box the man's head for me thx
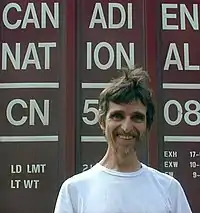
[98,67,155,155]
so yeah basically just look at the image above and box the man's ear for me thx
[98,114,105,131]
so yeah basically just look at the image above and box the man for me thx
[54,67,192,213]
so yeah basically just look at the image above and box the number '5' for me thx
[82,99,99,125]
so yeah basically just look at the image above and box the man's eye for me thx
[110,113,123,120]
[132,114,145,122]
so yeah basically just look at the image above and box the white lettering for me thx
[165,172,174,177]
[38,42,56,69]
[6,99,28,126]
[41,3,59,28]
[108,3,126,29]
[82,164,93,172]
[94,42,114,70]
[180,4,199,30]
[164,43,183,70]
[10,180,21,189]
[164,43,200,71]
[89,3,107,28]
[164,151,178,158]
[6,99,50,126]
[3,3,22,29]
[29,100,49,125]
[127,3,132,29]
[86,42,134,70]
[27,164,46,173]
[21,43,41,69]
[164,161,179,168]
[87,42,92,69]
[11,165,22,173]
[89,3,132,29]
[116,43,134,69]
[162,4,178,30]
[23,180,39,189]
[2,43,20,70]
[21,3,40,29]
[164,100,200,126]
[184,43,200,70]
[162,4,199,30]
[3,3,59,29]
[2,42,56,70]
[164,100,183,126]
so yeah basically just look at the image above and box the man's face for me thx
[100,100,147,156]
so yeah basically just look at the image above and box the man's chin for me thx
[114,142,135,156]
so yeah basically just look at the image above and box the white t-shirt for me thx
[54,163,192,213]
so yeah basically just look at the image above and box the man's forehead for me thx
[107,101,146,114]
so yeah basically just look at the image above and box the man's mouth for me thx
[116,134,135,140]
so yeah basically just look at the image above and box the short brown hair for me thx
[98,67,155,129]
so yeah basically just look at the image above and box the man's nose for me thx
[121,118,133,133]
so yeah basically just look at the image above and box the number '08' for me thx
[164,100,200,126]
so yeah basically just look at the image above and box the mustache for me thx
[116,129,140,138]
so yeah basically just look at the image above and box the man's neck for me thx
[99,147,141,172]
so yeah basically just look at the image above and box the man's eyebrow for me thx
[109,110,146,116]
[132,111,146,116]
[109,110,124,114]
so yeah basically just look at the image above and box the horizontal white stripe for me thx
[82,83,200,89]
[82,83,110,89]
[0,83,59,89]
[164,136,200,142]
[0,135,58,142]
[81,136,106,142]
[163,83,200,89]
[83,136,200,143]
[83,83,200,89]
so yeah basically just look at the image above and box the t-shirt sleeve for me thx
[54,181,74,213]
[168,178,192,213]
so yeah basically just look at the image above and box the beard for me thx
[105,127,146,158]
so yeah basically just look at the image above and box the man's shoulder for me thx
[61,164,100,188]
[143,164,179,188]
